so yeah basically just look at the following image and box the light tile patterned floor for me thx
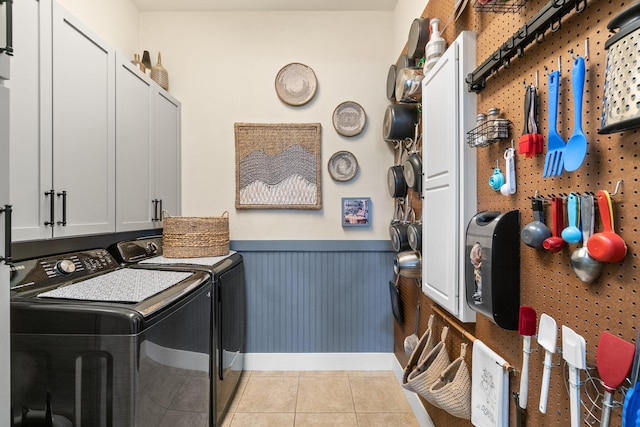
[221,371,420,427]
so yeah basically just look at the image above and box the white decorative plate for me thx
[275,63,318,106]
[328,151,359,182]
[332,101,367,137]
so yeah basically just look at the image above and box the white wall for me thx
[392,0,428,62]
[139,11,396,240]
[56,0,139,55]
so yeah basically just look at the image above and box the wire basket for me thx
[466,119,512,148]
[473,0,527,13]
[562,361,628,426]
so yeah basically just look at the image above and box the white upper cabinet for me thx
[422,31,477,323]
[51,2,116,237]
[7,0,51,241]
[10,1,181,240]
[115,57,154,232]
[115,59,182,231]
[152,89,181,221]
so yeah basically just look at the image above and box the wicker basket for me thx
[403,326,451,406]
[429,342,472,420]
[162,211,229,258]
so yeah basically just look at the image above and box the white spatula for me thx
[562,325,587,427]
[538,313,558,414]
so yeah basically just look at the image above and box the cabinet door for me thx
[422,32,477,323]
[422,44,460,316]
[115,56,154,232]
[51,2,115,237]
[7,0,52,241]
[152,89,181,221]
[0,50,11,424]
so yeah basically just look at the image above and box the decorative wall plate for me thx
[275,63,318,106]
[332,101,367,137]
[328,151,358,182]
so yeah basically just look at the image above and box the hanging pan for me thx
[407,17,431,60]
[388,140,408,198]
[403,123,422,192]
[383,103,419,143]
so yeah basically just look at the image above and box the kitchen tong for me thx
[518,85,543,158]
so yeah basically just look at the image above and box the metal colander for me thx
[599,2,640,134]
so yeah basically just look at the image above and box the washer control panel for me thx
[10,249,119,295]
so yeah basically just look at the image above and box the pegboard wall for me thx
[392,0,639,426]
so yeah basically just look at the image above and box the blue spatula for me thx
[542,71,565,178]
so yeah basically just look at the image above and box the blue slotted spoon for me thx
[564,57,588,172]
[543,70,565,178]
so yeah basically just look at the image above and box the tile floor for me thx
[220,370,420,427]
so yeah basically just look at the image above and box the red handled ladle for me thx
[586,190,627,263]
[542,197,566,253]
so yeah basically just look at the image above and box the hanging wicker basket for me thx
[162,211,229,258]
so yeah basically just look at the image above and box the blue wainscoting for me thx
[231,240,395,353]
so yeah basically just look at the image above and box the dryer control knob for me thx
[146,242,158,254]
[55,259,76,275]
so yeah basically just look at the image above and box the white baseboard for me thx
[244,352,394,371]
[392,356,435,427]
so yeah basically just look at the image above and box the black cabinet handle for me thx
[0,0,13,56]
[151,199,158,222]
[57,191,67,226]
[158,199,163,221]
[44,190,55,227]
[0,204,12,263]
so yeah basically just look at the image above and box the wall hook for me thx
[611,180,624,196]
[558,55,562,75]
[584,37,590,60]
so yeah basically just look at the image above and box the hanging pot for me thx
[394,250,422,279]
[386,64,398,101]
[407,17,431,60]
[387,165,408,198]
[599,2,640,134]
[389,206,414,252]
[395,67,424,103]
[383,104,419,142]
[403,152,422,192]
[396,53,416,71]
[408,220,422,252]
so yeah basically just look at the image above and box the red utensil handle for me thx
[552,197,564,237]
[597,190,614,233]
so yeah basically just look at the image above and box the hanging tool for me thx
[518,85,543,158]
[564,56,588,172]
[543,70,566,177]
[528,85,543,156]
[562,325,587,427]
[500,144,516,196]
[597,331,635,427]
[538,313,558,414]
[515,306,537,427]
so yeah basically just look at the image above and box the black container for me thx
[465,210,520,330]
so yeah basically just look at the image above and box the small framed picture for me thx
[342,197,371,227]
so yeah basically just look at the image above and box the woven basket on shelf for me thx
[162,211,229,258]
